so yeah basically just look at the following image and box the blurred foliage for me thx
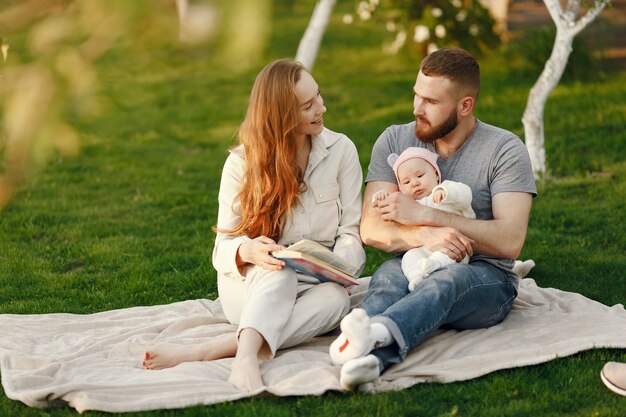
[0,0,128,208]
[342,0,500,58]
[503,26,607,83]
[0,0,270,210]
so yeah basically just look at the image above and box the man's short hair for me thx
[420,48,480,99]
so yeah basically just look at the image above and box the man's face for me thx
[413,72,459,143]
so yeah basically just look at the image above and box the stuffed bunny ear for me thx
[387,153,399,168]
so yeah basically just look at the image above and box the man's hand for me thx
[361,181,473,253]
[237,236,286,270]
[376,192,429,225]
[416,226,474,261]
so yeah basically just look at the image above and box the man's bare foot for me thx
[228,354,264,392]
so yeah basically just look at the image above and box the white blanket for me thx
[1,277,625,413]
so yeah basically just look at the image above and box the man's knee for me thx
[371,258,405,286]
[417,263,472,298]
[421,262,513,308]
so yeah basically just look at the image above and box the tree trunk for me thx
[174,0,188,42]
[487,0,511,39]
[295,0,336,71]
[522,30,573,179]
[522,0,608,179]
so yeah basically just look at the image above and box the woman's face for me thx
[294,70,326,138]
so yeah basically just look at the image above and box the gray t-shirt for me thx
[366,119,537,277]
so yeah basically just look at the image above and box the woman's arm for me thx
[215,151,322,277]
[212,153,250,277]
[211,152,285,277]
[332,139,366,276]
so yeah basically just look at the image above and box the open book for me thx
[272,239,359,286]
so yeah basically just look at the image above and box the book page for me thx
[279,256,358,286]
[286,240,357,276]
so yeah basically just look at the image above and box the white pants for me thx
[402,246,469,283]
[218,266,350,357]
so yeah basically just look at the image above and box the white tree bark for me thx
[175,0,189,41]
[484,0,511,37]
[174,0,217,44]
[522,0,608,179]
[295,0,336,71]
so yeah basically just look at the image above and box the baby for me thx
[372,147,476,291]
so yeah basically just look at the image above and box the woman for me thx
[142,59,365,392]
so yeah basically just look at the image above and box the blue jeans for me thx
[362,256,517,372]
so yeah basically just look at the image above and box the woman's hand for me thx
[237,236,287,270]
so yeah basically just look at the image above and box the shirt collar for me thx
[229,127,342,170]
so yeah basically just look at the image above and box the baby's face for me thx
[396,158,439,200]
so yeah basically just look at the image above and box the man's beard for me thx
[415,110,458,144]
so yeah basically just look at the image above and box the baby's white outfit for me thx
[401,180,476,291]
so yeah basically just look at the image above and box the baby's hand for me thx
[432,188,446,204]
[371,190,390,207]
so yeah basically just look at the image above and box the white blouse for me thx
[212,128,366,281]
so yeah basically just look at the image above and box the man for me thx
[329,48,537,389]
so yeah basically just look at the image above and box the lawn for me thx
[1,1,625,416]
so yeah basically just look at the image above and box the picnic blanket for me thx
[1,276,626,413]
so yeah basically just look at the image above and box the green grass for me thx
[1,0,626,415]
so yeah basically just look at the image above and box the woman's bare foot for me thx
[142,333,237,370]
[226,327,266,391]
[228,354,264,392]
[142,346,199,370]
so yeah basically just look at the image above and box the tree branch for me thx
[571,0,609,36]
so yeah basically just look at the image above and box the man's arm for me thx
[360,181,474,258]
[377,190,533,259]
[434,191,532,259]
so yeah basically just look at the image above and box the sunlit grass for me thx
[1,0,625,416]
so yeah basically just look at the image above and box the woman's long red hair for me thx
[219,59,306,241]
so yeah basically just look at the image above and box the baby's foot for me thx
[417,258,442,275]
[406,270,426,292]
[329,309,374,365]
[513,259,535,278]
[340,355,380,390]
